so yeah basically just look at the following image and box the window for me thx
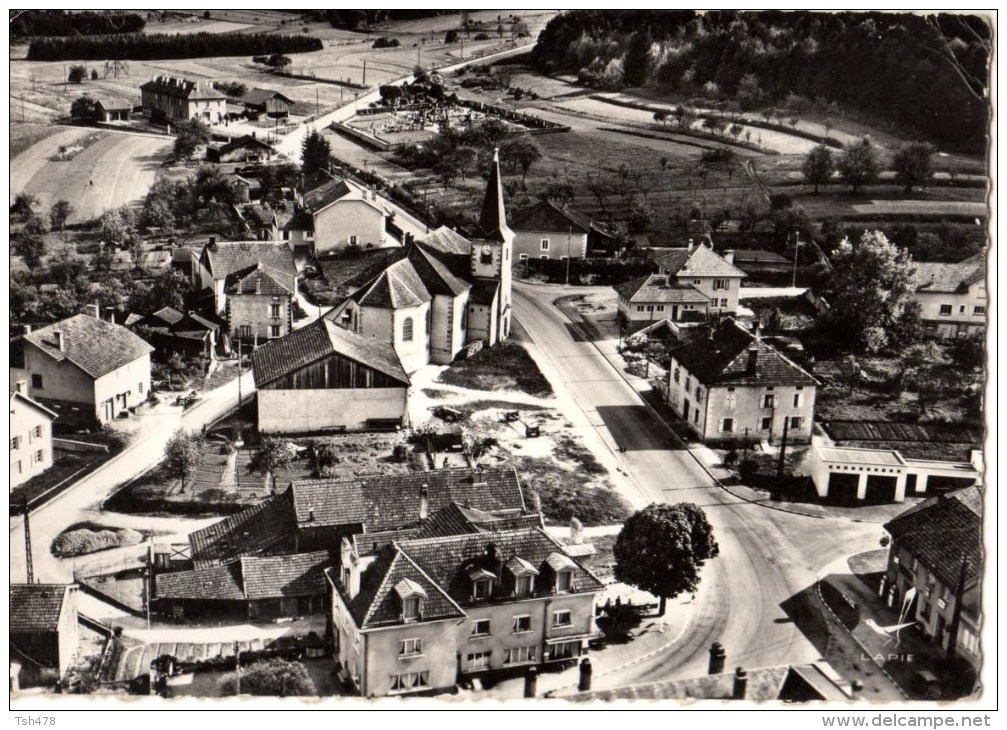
[512,615,532,633]
[656,305,665,312]
[540,239,550,251]
[789,417,803,430]
[793,393,802,408]
[959,626,980,656]
[269,325,282,338]
[306,230,314,241]
[552,609,572,628]
[473,578,492,600]
[426,309,431,335]
[646,305,655,313]
[390,671,429,693]
[694,409,700,425]
[636,305,645,312]
[33,425,42,439]
[939,304,952,316]
[540,255,549,260]
[721,418,734,433]
[693,279,701,285]
[519,253,529,261]
[270,300,281,318]
[402,597,421,621]
[471,619,491,637]
[10,437,20,451]
[31,374,42,389]
[515,575,534,597]
[975,306,986,316]
[724,392,736,410]
[504,646,537,665]
[556,571,572,593]
[238,325,252,338]
[349,235,358,245]
[713,278,728,290]
[550,641,578,660]
[402,317,414,342]
[399,638,423,657]
[467,651,492,671]
[138,381,144,395]
[762,394,775,408]
[685,377,691,391]
[673,368,680,384]
[282,230,290,241]
[34,449,43,463]
[695,385,702,400]
[720,298,729,308]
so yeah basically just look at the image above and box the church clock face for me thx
[481,245,492,256]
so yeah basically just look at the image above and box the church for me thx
[325,150,514,373]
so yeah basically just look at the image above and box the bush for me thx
[218,658,314,697]
[372,36,400,49]
[596,601,643,643]
[52,526,142,557]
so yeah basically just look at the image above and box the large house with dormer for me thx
[913,252,986,338]
[667,318,819,444]
[323,151,514,372]
[140,75,226,123]
[280,175,391,255]
[615,243,747,329]
[328,522,603,697]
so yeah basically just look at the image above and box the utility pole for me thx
[234,641,241,696]
[23,497,33,584]
[362,60,367,86]
[146,543,152,629]
[315,88,319,116]
[236,339,242,407]
[565,226,572,286]
[775,415,790,486]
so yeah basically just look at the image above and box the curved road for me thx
[512,282,884,685]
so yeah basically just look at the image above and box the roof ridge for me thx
[394,544,468,618]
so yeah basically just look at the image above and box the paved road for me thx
[512,282,885,685]
[9,370,256,586]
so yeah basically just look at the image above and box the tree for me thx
[500,135,543,184]
[12,193,39,221]
[68,64,86,84]
[49,200,72,234]
[445,29,459,44]
[24,214,49,236]
[892,141,936,193]
[99,207,135,248]
[653,110,667,126]
[248,438,297,490]
[173,118,210,160]
[301,130,331,175]
[128,268,192,314]
[623,30,652,87]
[70,96,99,121]
[266,54,292,71]
[90,69,99,81]
[164,430,203,493]
[219,658,313,697]
[802,144,835,194]
[614,503,719,616]
[14,233,46,276]
[950,333,985,371]
[838,137,880,193]
[819,230,923,354]
[130,237,147,272]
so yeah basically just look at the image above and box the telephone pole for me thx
[791,231,801,288]
[23,497,34,584]
[565,226,572,286]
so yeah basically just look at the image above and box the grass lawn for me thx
[436,341,554,398]
[505,452,630,526]
[10,122,64,159]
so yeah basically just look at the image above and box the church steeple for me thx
[477,148,510,242]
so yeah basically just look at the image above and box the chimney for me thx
[850,680,864,700]
[340,537,362,599]
[687,239,694,252]
[307,507,314,522]
[732,667,748,699]
[473,465,487,486]
[24,324,31,334]
[570,516,583,544]
[208,236,217,248]
[53,330,65,352]
[89,301,101,319]
[15,379,26,395]
[747,348,758,374]
[723,249,735,265]
[753,321,762,340]
[529,491,542,513]
[419,485,429,521]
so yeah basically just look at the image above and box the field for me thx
[12,130,172,223]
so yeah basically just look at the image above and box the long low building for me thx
[809,445,982,503]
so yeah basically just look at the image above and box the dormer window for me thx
[394,578,426,622]
[468,567,496,600]
[506,556,540,598]
[556,571,572,593]
[546,552,578,593]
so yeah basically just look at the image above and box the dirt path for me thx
[9,126,93,202]
[17,133,172,223]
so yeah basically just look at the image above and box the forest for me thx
[10,10,146,37]
[26,31,323,62]
[533,11,990,152]
[304,10,463,30]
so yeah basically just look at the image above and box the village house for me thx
[913,252,986,338]
[508,200,614,261]
[186,467,529,569]
[194,239,298,318]
[9,584,80,691]
[240,88,294,119]
[881,487,982,672]
[127,306,222,362]
[225,263,295,345]
[140,75,227,124]
[19,314,153,428]
[667,318,819,444]
[325,151,514,371]
[252,318,410,434]
[809,445,982,504]
[285,177,390,255]
[9,381,58,490]
[206,134,276,164]
[153,551,329,623]
[614,243,746,330]
[328,523,603,697]
[85,93,135,122]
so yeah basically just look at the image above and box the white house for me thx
[9,383,58,490]
[913,253,986,338]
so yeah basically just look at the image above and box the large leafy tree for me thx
[622,30,652,87]
[500,135,543,185]
[614,502,720,616]
[12,193,39,221]
[802,144,835,194]
[301,130,331,175]
[219,658,314,697]
[819,230,923,354]
[892,141,936,193]
[14,233,46,276]
[838,137,880,193]
[164,430,204,493]
[49,200,73,234]
[248,438,298,491]
[70,96,99,121]
[173,118,211,160]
